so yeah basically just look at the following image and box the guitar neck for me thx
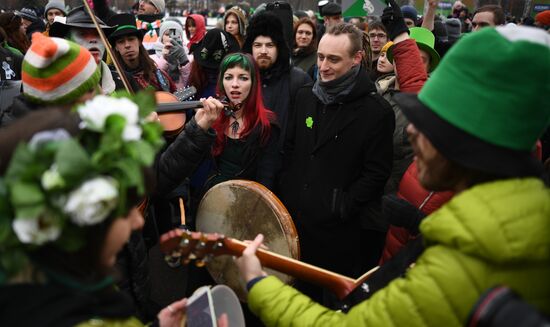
[224,238,364,300]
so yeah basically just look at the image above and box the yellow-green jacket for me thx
[248,178,550,326]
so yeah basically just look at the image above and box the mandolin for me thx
[159,229,379,301]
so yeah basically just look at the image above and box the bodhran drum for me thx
[195,180,300,301]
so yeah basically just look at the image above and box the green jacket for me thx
[248,178,550,326]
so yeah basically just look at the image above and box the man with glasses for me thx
[368,21,389,79]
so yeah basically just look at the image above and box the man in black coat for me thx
[242,12,311,149]
[279,22,395,308]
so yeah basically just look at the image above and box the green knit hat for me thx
[22,33,100,105]
[387,27,440,72]
[395,26,550,177]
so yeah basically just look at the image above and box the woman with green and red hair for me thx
[205,53,280,191]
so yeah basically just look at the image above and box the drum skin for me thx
[196,180,300,301]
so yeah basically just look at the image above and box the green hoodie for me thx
[248,178,550,326]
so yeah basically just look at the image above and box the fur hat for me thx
[243,11,290,72]
[45,0,66,17]
[22,33,100,104]
[395,26,550,177]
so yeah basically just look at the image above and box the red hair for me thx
[212,53,275,157]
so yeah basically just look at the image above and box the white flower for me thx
[78,95,140,131]
[122,124,142,141]
[41,164,65,190]
[63,177,119,226]
[12,214,61,245]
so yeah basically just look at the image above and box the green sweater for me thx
[248,178,550,326]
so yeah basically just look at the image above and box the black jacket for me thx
[206,121,281,191]
[0,94,42,128]
[279,69,394,275]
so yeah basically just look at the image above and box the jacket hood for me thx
[420,178,550,264]
[186,14,206,50]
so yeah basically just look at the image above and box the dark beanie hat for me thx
[322,2,342,16]
[445,18,461,42]
[243,11,290,72]
[433,20,448,42]
[401,5,418,24]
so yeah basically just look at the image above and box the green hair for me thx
[217,53,256,95]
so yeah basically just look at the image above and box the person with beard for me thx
[136,0,166,54]
[49,6,125,95]
[276,22,395,308]
[108,13,176,93]
[292,17,317,73]
[243,12,311,149]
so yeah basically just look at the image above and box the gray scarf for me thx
[312,65,360,105]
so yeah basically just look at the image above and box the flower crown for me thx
[0,91,164,282]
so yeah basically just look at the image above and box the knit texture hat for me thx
[45,0,66,17]
[401,5,418,24]
[321,2,342,16]
[22,33,100,104]
[535,10,550,27]
[149,0,165,13]
[159,20,184,43]
[445,18,461,42]
[433,20,448,42]
[16,7,40,22]
[394,26,550,177]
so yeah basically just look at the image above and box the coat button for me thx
[303,183,308,190]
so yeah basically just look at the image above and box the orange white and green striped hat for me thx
[22,33,100,104]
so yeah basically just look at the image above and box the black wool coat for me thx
[278,70,395,276]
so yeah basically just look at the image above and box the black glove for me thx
[168,39,189,67]
[380,0,409,40]
[382,194,425,235]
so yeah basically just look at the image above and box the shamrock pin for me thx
[305,117,314,129]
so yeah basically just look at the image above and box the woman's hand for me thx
[235,234,267,283]
[158,298,187,327]
[195,97,224,131]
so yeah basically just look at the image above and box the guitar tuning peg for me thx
[164,253,182,268]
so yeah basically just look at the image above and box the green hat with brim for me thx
[387,27,440,72]
[394,26,550,177]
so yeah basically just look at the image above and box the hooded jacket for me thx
[247,178,550,326]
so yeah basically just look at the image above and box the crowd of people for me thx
[0,0,549,326]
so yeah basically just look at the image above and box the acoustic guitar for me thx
[159,229,379,301]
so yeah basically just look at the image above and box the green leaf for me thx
[10,182,44,209]
[132,141,156,166]
[133,89,156,118]
[5,144,35,180]
[0,248,29,282]
[55,139,92,182]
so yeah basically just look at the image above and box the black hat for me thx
[15,7,40,22]
[243,12,290,71]
[107,13,145,44]
[49,6,113,38]
[193,28,239,70]
[321,2,342,17]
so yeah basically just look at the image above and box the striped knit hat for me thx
[22,32,100,104]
